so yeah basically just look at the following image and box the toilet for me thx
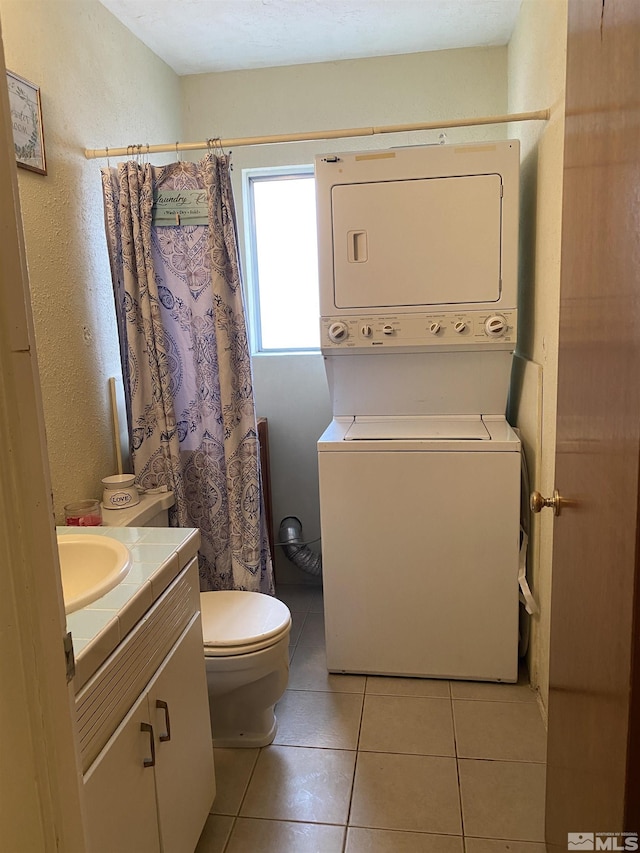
[200,590,291,747]
[102,491,292,747]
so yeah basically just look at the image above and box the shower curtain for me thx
[101,155,273,594]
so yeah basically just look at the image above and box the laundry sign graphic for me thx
[152,190,209,226]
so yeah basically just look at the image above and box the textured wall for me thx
[181,47,509,583]
[508,0,568,712]
[0,0,182,522]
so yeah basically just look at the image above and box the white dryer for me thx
[315,140,522,682]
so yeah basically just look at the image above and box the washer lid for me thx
[344,415,491,441]
[200,591,291,649]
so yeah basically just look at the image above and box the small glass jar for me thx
[64,499,102,526]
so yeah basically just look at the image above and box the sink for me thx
[57,534,132,614]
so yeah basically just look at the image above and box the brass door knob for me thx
[530,489,562,516]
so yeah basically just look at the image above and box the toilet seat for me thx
[200,591,291,658]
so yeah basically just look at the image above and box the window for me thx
[244,167,320,352]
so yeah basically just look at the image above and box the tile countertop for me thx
[57,526,200,691]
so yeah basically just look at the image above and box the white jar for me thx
[102,474,140,510]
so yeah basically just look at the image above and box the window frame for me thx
[242,164,320,355]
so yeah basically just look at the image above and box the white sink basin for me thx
[57,534,132,614]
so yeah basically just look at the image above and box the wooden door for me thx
[0,22,87,853]
[545,0,640,846]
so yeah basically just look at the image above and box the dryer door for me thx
[331,174,503,309]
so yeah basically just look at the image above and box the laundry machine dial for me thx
[454,321,467,334]
[429,322,441,335]
[328,321,349,343]
[361,324,373,338]
[484,315,508,337]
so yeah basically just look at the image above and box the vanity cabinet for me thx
[80,559,215,853]
[83,682,160,853]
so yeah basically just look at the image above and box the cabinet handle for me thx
[156,699,171,742]
[140,722,155,768]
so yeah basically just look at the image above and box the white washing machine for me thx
[316,140,521,682]
[318,415,520,681]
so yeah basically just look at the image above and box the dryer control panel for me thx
[321,309,517,352]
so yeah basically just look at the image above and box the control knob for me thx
[484,314,508,338]
[429,322,441,335]
[361,324,373,338]
[454,320,467,334]
[382,324,394,336]
[328,321,349,343]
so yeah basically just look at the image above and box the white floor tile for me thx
[210,748,259,816]
[458,758,546,842]
[296,611,326,647]
[240,745,356,824]
[350,752,462,835]
[450,668,538,704]
[289,642,366,693]
[288,609,307,647]
[275,689,363,749]
[226,818,345,853]
[359,695,455,756]
[453,699,547,762]
[346,826,464,852]
[465,839,548,853]
[195,814,234,853]
[276,584,322,614]
[366,676,450,698]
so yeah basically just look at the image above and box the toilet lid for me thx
[200,591,291,651]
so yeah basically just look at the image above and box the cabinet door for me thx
[149,615,215,853]
[83,689,160,853]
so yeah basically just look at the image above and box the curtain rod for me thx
[84,109,550,160]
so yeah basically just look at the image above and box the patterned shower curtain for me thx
[101,155,273,594]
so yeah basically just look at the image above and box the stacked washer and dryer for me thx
[316,139,521,683]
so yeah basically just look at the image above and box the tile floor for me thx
[196,585,547,853]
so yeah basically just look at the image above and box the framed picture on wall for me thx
[6,70,46,175]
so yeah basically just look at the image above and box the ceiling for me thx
[99,0,523,76]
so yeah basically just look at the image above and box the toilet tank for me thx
[101,491,174,528]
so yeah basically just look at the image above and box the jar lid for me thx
[102,474,136,488]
